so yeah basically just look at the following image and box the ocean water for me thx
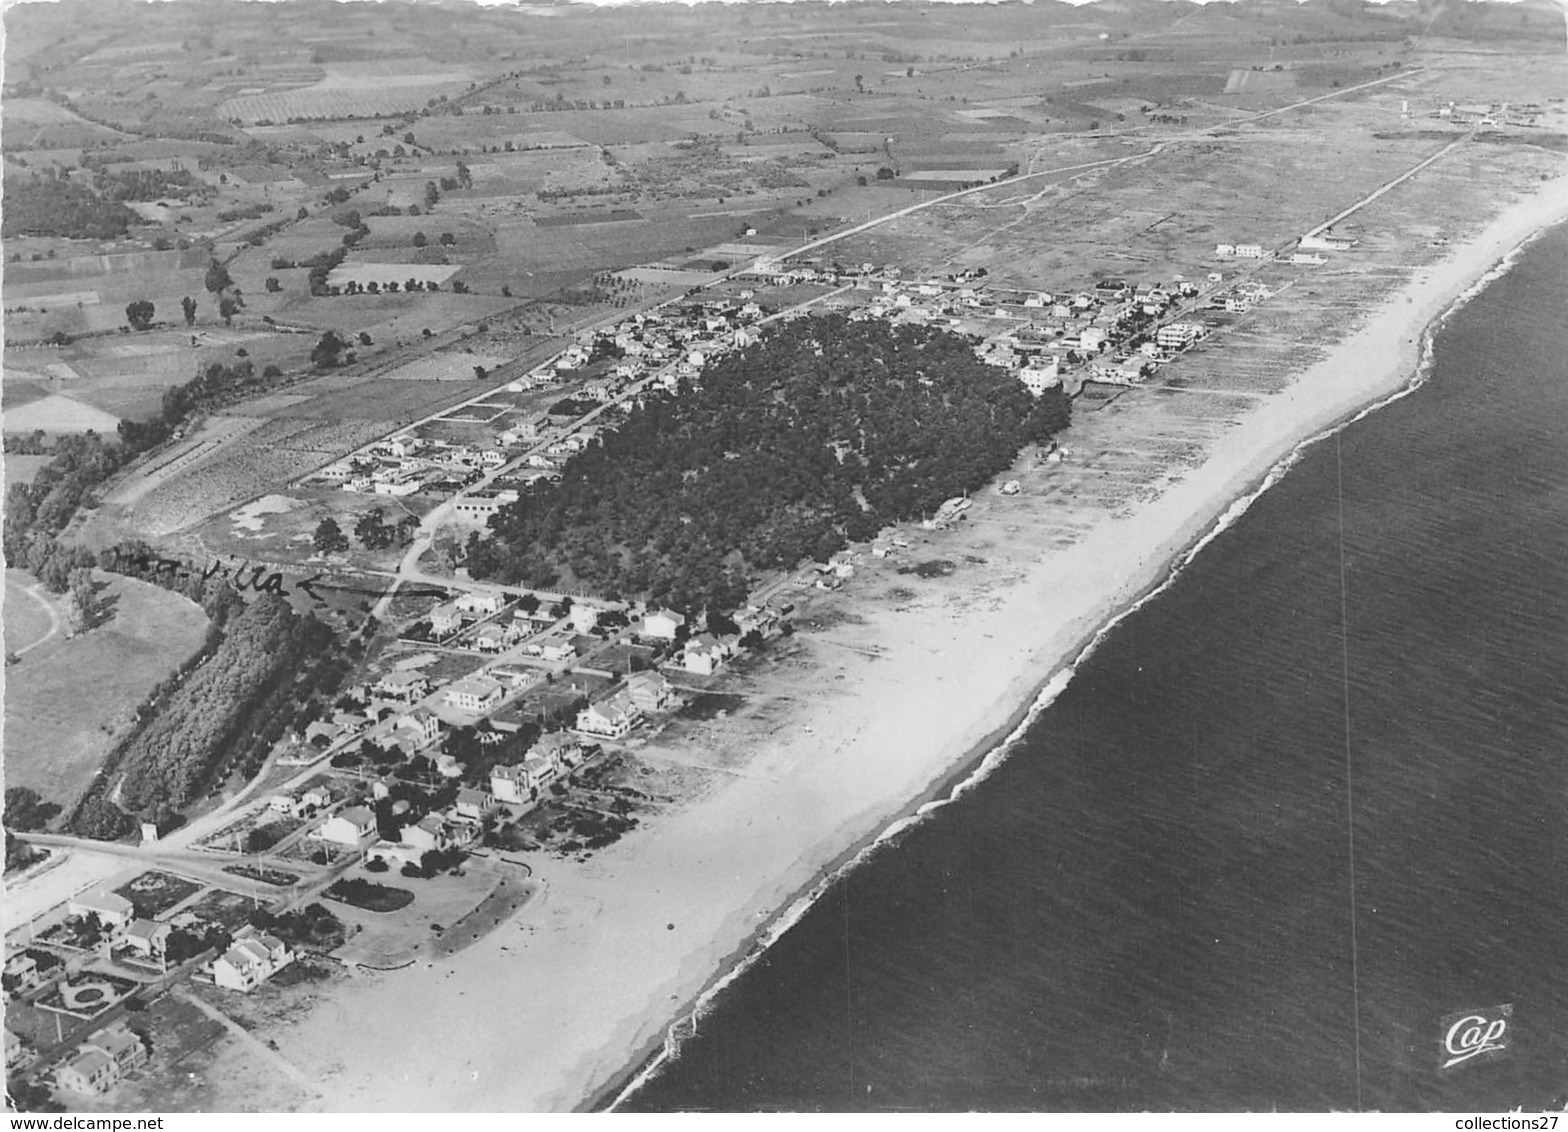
[620,222,1568,1113]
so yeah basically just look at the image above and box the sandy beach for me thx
[257,177,1568,1113]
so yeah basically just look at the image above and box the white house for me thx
[429,601,463,637]
[457,592,505,618]
[375,670,431,703]
[1156,323,1207,350]
[568,604,601,634]
[576,693,641,739]
[1018,358,1061,397]
[445,676,504,714]
[396,708,442,748]
[317,806,377,846]
[490,764,533,804]
[681,634,733,676]
[1235,244,1266,259]
[641,609,687,641]
[212,934,293,993]
[68,891,134,931]
[121,918,173,961]
[626,670,675,713]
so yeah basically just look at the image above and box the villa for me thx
[212,934,293,993]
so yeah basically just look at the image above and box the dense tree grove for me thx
[1,170,143,240]
[107,595,339,815]
[469,317,1070,612]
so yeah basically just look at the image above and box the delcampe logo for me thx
[1440,1004,1513,1071]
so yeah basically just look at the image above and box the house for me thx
[300,783,334,810]
[523,754,557,791]
[1235,244,1266,259]
[57,1049,119,1095]
[1214,243,1236,257]
[429,601,463,636]
[69,891,134,931]
[402,814,474,853]
[1299,232,1357,252]
[388,435,422,459]
[212,934,293,993]
[375,670,431,703]
[122,918,173,961]
[1018,359,1061,397]
[1156,323,1207,350]
[85,1026,148,1075]
[683,634,734,675]
[445,676,504,714]
[3,951,53,998]
[455,788,496,821]
[474,623,509,653]
[533,732,585,771]
[490,665,540,690]
[457,591,505,619]
[568,604,601,634]
[641,609,687,641]
[626,670,674,712]
[538,634,577,663]
[396,708,442,748]
[317,806,376,846]
[576,692,641,739]
[490,764,535,804]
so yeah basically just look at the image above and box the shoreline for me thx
[261,177,1568,1114]
[588,191,1568,1112]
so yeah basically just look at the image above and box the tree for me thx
[126,300,155,330]
[451,280,469,294]
[355,508,393,550]
[439,232,456,246]
[204,258,232,294]
[5,786,61,832]
[424,181,440,209]
[311,331,347,369]
[265,276,281,292]
[455,160,472,189]
[219,296,238,325]
[181,295,197,326]
[313,517,349,554]
[876,166,895,180]
[412,231,428,248]
[68,567,110,633]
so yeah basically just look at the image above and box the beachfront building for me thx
[490,763,534,805]
[1299,232,1357,252]
[576,692,641,739]
[213,934,293,993]
[1156,323,1208,350]
[445,676,504,714]
[626,671,675,713]
[681,634,733,676]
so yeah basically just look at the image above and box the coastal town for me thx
[5,0,1565,1113]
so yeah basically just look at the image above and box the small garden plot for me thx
[113,871,203,919]
[36,971,142,1020]
[221,864,300,888]
[182,889,265,934]
[325,877,415,913]
[37,915,112,954]
[276,837,353,867]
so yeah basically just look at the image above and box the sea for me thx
[618,221,1568,1113]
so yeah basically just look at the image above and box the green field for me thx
[2,571,210,811]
